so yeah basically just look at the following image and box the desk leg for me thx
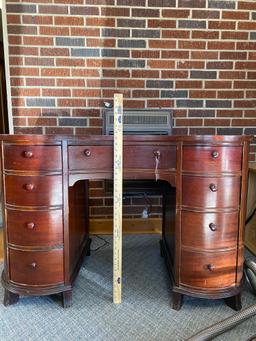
[62,290,72,308]
[3,289,19,306]
[172,292,183,311]
[224,293,242,311]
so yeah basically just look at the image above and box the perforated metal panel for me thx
[104,109,172,135]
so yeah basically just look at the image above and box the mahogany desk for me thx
[0,134,251,310]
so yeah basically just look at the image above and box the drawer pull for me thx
[209,183,217,192]
[154,150,161,181]
[23,151,33,158]
[26,222,35,230]
[211,150,219,159]
[24,183,35,191]
[207,264,215,272]
[84,149,91,157]
[209,222,217,231]
[28,262,37,269]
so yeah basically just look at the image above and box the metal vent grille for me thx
[104,109,172,135]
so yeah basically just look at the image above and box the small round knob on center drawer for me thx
[209,183,217,192]
[209,222,217,231]
[24,183,35,191]
[23,151,33,158]
[211,150,219,159]
[84,149,91,157]
[26,222,35,230]
[207,264,215,272]
[28,262,37,269]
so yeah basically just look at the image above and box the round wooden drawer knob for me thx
[26,222,35,230]
[24,183,35,191]
[28,262,37,269]
[207,264,215,272]
[209,223,217,231]
[84,149,91,157]
[211,150,219,159]
[24,151,33,158]
[209,183,217,192]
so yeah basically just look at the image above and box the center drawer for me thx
[5,175,63,207]
[182,176,241,208]
[181,211,238,250]
[180,249,237,289]
[68,145,176,171]
[7,209,63,247]
[9,248,64,285]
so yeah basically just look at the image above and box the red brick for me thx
[219,71,246,79]
[42,89,71,97]
[132,50,160,59]
[179,40,206,49]
[177,61,205,69]
[148,100,173,108]
[71,27,100,36]
[117,79,144,88]
[40,48,69,56]
[58,99,87,107]
[132,70,160,78]
[176,119,203,126]
[204,119,230,126]
[86,17,115,27]
[238,1,256,10]
[41,68,70,77]
[12,88,40,97]
[163,9,190,18]
[191,51,218,59]
[149,40,176,49]
[10,67,39,76]
[23,36,53,46]
[222,11,249,20]
[72,89,101,97]
[87,59,115,68]
[190,90,216,98]
[148,19,176,28]
[28,118,57,126]
[208,41,235,50]
[101,7,130,16]
[148,60,175,69]
[176,80,202,88]
[87,38,115,47]
[217,110,243,117]
[217,91,244,99]
[192,31,219,39]
[26,78,55,86]
[222,31,248,40]
[162,30,190,39]
[56,58,85,67]
[162,71,188,79]
[23,15,53,25]
[40,26,69,36]
[208,21,236,30]
[72,69,100,77]
[55,16,84,26]
[205,81,232,89]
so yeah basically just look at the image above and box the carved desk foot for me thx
[62,290,72,308]
[4,289,19,306]
[224,293,242,311]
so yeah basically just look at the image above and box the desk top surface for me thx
[0,134,252,145]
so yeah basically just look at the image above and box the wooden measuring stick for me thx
[113,93,123,304]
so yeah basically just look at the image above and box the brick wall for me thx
[5,0,256,219]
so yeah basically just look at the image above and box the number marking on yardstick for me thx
[113,93,123,304]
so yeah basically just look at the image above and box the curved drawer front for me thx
[182,176,240,208]
[5,175,63,207]
[7,209,63,247]
[123,145,176,169]
[4,145,62,171]
[183,146,242,173]
[9,248,64,285]
[69,145,112,171]
[181,211,238,250]
[180,250,237,289]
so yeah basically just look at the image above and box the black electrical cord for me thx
[90,235,110,252]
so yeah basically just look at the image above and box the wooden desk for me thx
[0,134,251,310]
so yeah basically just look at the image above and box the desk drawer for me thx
[9,248,64,285]
[183,146,242,173]
[180,249,237,289]
[4,145,62,171]
[69,146,112,171]
[124,145,176,169]
[5,175,63,207]
[181,211,238,250]
[182,176,240,208]
[7,209,63,247]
